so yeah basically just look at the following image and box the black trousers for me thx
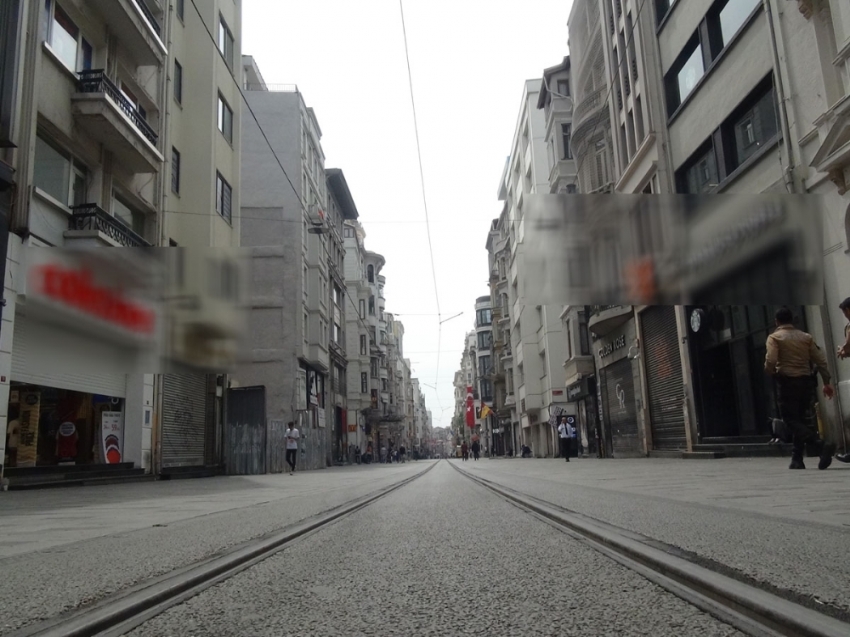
[286,449,297,471]
[775,376,818,455]
[559,437,570,461]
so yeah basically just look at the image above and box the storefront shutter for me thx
[601,357,639,456]
[641,306,686,450]
[11,316,127,397]
[160,373,208,468]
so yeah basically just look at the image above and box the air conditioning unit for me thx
[307,203,326,227]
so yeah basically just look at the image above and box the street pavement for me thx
[457,456,850,615]
[0,462,431,636]
[127,460,744,637]
[2,457,846,635]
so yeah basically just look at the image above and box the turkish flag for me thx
[465,386,475,428]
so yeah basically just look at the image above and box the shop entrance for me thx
[690,306,805,441]
[4,382,124,469]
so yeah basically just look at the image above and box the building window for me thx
[477,331,492,350]
[215,171,232,223]
[476,308,492,326]
[556,79,570,97]
[561,124,572,160]
[368,296,375,316]
[367,264,374,283]
[360,335,367,355]
[370,359,378,378]
[578,312,590,355]
[218,94,233,143]
[478,356,491,377]
[713,0,761,52]
[174,60,183,104]
[678,144,719,194]
[112,193,146,238]
[361,372,368,393]
[45,2,91,73]
[344,226,355,238]
[359,299,366,318]
[304,312,309,342]
[218,15,234,67]
[666,39,704,114]
[565,184,578,194]
[171,147,180,194]
[33,135,87,206]
[724,81,779,172]
[176,0,184,21]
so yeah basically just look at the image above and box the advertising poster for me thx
[17,392,41,468]
[101,411,124,464]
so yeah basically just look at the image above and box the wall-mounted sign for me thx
[598,334,626,359]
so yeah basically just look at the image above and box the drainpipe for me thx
[152,2,174,477]
[762,0,797,194]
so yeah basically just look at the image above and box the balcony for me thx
[588,305,633,337]
[72,71,163,173]
[563,356,594,386]
[66,204,151,248]
[89,0,166,65]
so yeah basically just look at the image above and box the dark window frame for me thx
[171,146,180,194]
[561,123,572,160]
[174,59,183,104]
[176,0,184,21]
[217,14,234,68]
[217,92,233,143]
[215,170,232,223]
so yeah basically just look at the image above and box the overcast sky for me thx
[243,0,572,430]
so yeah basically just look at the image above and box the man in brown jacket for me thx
[765,307,835,470]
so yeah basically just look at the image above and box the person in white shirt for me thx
[285,421,300,475]
[557,416,571,463]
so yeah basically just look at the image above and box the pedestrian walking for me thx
[835,297,850,464]
[471,440,480,461]
[558,416,571,462]
[399,445,406,463]
[380,445,387,464]
[764,307,835,470]
[285,421,300,475]
[461,442,469,461]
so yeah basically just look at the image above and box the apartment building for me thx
[497,79,569,458]
[555,0,850,457]
[452,331,477,447]
[1,0,170,483]
[343,219,371,454]
[325,169,358,462]
[239,57,336,471]
[474,295,493,455]
[157,0,243,475]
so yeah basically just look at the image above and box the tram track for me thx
[450,461,850,637]
[7,462,437,637]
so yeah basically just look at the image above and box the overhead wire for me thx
[398,0,444,402]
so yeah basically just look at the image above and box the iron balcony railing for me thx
[69,204,151,248]
[135,0,161,36]
[77,70,158,146]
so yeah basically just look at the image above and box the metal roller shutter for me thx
[161,373,208,468]
[601,357,639,456]
[11,316,127,397]
[641,307,686,450]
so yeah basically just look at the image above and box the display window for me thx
[4,382,124,468]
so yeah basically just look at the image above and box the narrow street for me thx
[1,459,848,636]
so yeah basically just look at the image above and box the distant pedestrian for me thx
[461,442,469,461]
[764,307,835,470]
[285,421,300,475]
[380,446,387,463]
[558,417,571,463]
[835,298,850,464]
[471,440,480,461]
[399,445,406,463]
